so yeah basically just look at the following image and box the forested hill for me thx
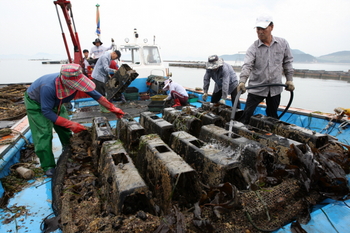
[220,50,350,63]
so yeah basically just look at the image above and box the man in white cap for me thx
[238,14,295,124]
[24,64,124,177]
[163,79,189,107]
[202,55,240,108]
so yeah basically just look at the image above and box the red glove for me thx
[97,96,125,119]
[55,116,87,133]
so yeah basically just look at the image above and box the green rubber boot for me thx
[99,105,110,113]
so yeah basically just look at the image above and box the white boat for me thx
[118,28,172,94]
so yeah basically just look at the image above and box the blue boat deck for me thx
[1,96,350,232]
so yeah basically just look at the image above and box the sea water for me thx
[1,59,350,114]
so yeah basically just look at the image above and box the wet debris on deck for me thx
[0,143,44,225]
[0,84,27,121]
[49,107,350,232]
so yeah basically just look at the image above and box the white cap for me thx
[255,14,273,28]
[163,79,172,90]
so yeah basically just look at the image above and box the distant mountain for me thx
[291,49,317,63]
[219,50,350,63]
[317,51,350,63]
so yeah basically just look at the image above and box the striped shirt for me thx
[240,36,294,97]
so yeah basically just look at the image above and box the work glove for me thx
[219,99,225,104]
[237,82,246,94]
[163,98,169,101]
[202,93,208,101]
[97,96,125,118]
[55,116,86,133]
[285,81,295,91]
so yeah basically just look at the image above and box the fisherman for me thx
[238,14,295,124]
[202,55,240,108]
[24,64,125,177]
[163,79,189,107]
[91,50,122,112]
[83,49,90,74]
[90,38,115,59]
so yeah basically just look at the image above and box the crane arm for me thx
[53,0,83,68]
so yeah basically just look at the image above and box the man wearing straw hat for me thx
[202,55,240,108]
[24,64,124,177]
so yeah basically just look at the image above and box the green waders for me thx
[24,92,72,171]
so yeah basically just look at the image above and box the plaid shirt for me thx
[240,36,294,97]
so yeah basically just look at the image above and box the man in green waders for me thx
[24,64,125,177]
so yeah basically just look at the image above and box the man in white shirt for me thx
[238,14,295,124]
[163,79,189,107]
[90,38,114,59]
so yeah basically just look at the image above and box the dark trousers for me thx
[93,79,106,96]
[211,89,241,109]
[241,92,281,124]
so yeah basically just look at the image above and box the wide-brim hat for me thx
[93,38,103,45]
[255,14,273,29]
[206,55,224,69]
[163,79,172,90]
[55,64,96,99]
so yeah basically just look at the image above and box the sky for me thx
[1,0,349,60]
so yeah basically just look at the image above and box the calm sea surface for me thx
[1,59,350,114]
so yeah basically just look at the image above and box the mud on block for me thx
[99,140,152,215]
[183,106,224,127]
[200,102,243,124]
[136,134,201,213]
[249,115,329,148]
[198,124,273,189]
[225,121,304,164]
[117,117,145,152]
[169,131,242,186]
[163,107,202,137]
[139,111,174,144]
[91,117,116,165]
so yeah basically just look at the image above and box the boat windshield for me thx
[143,46,161,65]
[120,46,141,65]
[119,45,161,66]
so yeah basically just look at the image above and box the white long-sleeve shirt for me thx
[165,82,188,100]
[90,44,113,59]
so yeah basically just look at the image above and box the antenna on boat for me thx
[153,35,156,45]
[134,28,138,43]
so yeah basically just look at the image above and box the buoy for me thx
[16,166,35,180]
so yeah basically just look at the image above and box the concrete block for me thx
[163,108,202,137]
[91,116,116,165]
[249,115,329,148]
[139,111,174,144]
[225,121,304,164]
[117,117,145,151]
[99,140,152,215]
[169,131,243,187]
[137,134,201,213]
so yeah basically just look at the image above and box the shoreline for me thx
[167,61,350,82]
